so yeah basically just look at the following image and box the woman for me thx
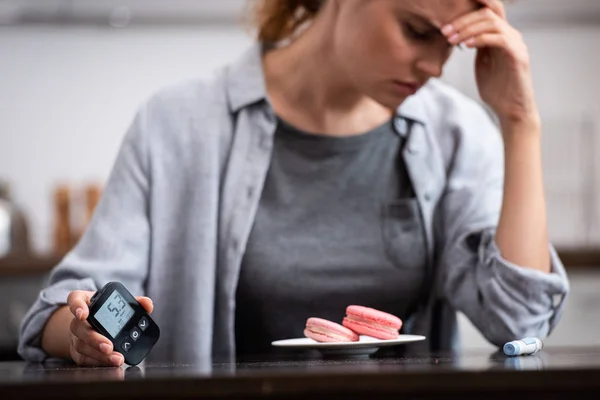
[19,0,569,367]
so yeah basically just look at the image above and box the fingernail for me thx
[448,33,460,44]
[99,343,111,354]
[110,355,123,366]
[465,37,476,47]
[75,308,83,320]
[441,24,454,36]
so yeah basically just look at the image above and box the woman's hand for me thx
[441,0,539,130]
[66,290,154,367]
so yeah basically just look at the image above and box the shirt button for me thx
[247,186,255,199]
[424,193,432,202]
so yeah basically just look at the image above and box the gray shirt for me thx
[18,44,569,365]
[235,118,426,356]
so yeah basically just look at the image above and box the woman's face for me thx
[331,0,480,108]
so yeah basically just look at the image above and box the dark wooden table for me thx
[2,347,600,399]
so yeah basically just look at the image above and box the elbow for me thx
[480,312,552,349]
[18,326,49,363]
[468,286,558,349]
[17,326,48,363]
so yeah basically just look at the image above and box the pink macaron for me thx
[304,317,360,343]
[342,305,402,340]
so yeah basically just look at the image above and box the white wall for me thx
[1,23,599,253]
[0,25,252,252]
[526,27,600,247]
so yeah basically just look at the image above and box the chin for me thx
[371,92,410,111]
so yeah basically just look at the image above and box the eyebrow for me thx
[406,12,444,34]
[405,11,464,49]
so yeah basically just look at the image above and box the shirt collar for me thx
[225,43,428,126]
[397,91,428,126]
[226,43,269,112]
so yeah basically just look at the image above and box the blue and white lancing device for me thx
[503,337,543,357]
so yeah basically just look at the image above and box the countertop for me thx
[2,348,600,399]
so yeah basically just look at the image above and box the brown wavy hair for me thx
[251,0,325,43]
[249,0,511,43]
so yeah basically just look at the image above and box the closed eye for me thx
[404,23,436,42]
[402,20,455,50]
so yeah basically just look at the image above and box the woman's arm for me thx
[436,101,568,347]
[18,102,152,363]
[496,119,551,273]
[41,306,72,360]
[443,0,551,272]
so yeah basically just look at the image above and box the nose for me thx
[415,56,444,79]
[415,47,450,79]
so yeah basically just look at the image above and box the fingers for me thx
[441,6,513,50]
[446,19,500,46]
[444,6,496,34]
[464,33,508,50]
[70,345,107,367]
[70,334,124,367]
[69,316,124,367]
[70,317,112,351]
[475,0,506,19]
[67,290,94,321]
[135,296,154,314]
[443,8,504,42]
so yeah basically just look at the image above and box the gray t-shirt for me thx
[235,118,428,356]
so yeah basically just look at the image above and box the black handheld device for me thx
[87,282,160,366]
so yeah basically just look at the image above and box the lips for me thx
[393,80,421,95]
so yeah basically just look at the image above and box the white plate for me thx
[272,335,426,358]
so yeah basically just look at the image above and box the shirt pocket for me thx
[381,198,427,270]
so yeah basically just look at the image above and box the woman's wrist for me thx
[500,111,542,146]
[499,105,541,136]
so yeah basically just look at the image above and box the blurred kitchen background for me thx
[0,0,599,360]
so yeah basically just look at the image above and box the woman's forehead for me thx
[399,0,480,25]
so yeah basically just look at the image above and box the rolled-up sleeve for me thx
[18,103,152,362]
[438,104,569,348]
[444,227,568,347]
